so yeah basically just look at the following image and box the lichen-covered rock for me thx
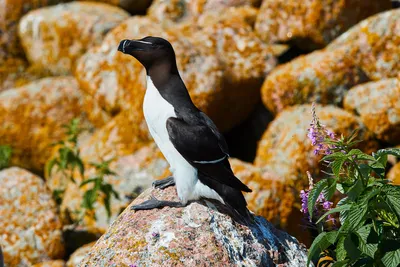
[147,0,260,26]
[0,167,65,266]
[261,47,368,114]
[79,186,308,266]
[255,0,391,49]
[32,260,66,267]
[229,159,311,245]
[344,79,400,144]
[0,0,67,61]
[328,9,400,80]
[18,2,129,75]
[0,59,51,93]
[255,104,377,191]
[66,242,94,267]
[59,143,168,233]
[388,162,400,185]
[0,77,94,172]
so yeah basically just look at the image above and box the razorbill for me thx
[118,36,253,220]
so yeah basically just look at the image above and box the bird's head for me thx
[118,36,176,72]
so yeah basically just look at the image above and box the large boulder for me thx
[328,9,400,80]
[344,79,400,144]
[79,186,308,266]
[147,0,260,26]
[0,76,94,172]
[0,167,64,266]
[0,0,66,61]
[255,104,377,192]
[261,47,368,114]
[32,260,66,267]
[255,0,391,49]
[18,2,129,75]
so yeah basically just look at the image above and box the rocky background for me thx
[1,0,400,266]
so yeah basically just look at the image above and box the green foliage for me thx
[47,118,119,221]
[0,145,12,170]
[307,131,400,266]
[80,159,119,220]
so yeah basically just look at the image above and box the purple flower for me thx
[307,103,337,155]
[129,265,137,267]
[300,190,309,214]
[151,232,159,238]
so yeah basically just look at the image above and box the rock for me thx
[58,143,168,233]
[18,2,129,75]
[147,0,260,26]
[388,162,400,185]
[255,104,377,192]
[85,0,152,14]
[0,77,96,172]
[229,159,311,245]
[328,9,400,80]
[261,47,369,114]
[66,242,94,267]
[0,0,66,61]
[255,0,391,49]
[344,79,400,144]
[0,167,64,266]
[79,186,308,266]
[32,260,66,267]
[0,59,51,93]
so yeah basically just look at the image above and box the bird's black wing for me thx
[166,115,251,193]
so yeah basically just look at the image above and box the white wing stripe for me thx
[193,155,227,164]
[136,40,152,45]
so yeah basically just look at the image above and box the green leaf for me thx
[0,145,12,170]
[103,187,112,219]
[340,203,368,232]
[46,158,59,176]
[82,188,98,210]
[348,149,375,161]
[322,151,348,161]
[347,178,364,200]
[323,178,337,200]
[307,231,337,266]
[316,204,352,224]
[356,224,377,258]
[382,249,400,267]
[374,148,400,159]
[383,186,400,219]
[336,236,347,261]
[359,164,371,179]
[331,157,347,177]
[344,234,361,261]
[331,260,349,267]
[308,179,328,218]
[80,178,99,187]
[358,187,380,205]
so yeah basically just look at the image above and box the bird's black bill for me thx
[118,39,149,54]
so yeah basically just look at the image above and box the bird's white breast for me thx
[143,76,223,204]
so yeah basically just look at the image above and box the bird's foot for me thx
[131,195,185,210]
[152,176,175,189]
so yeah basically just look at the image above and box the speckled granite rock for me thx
[255,104,377,192]
[388,162,400,185]
[344,79,400,144]
[0,77,94,172]
[328,9,400,80]
[58,143,168,232]
[66,242,94,267]
[255,0,391,49]
[32,260,66,267]
[18,2,129,75]
[0,0,66,61]
[79,186,308,266]
[147,0,260,26]
[261,47,368,114]
[0,167,65,266]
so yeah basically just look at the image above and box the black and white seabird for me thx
[117,36,253,221]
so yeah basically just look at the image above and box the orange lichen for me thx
[0,76,93,172]
[18,2,129,75]
[344,78,400,144]
[0,167,65,266]
[255,0,390,48]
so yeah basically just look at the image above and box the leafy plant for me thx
[46,118,85,183]
[80,159,120,220]
[304,104,400,267]
[0,145,12,170]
